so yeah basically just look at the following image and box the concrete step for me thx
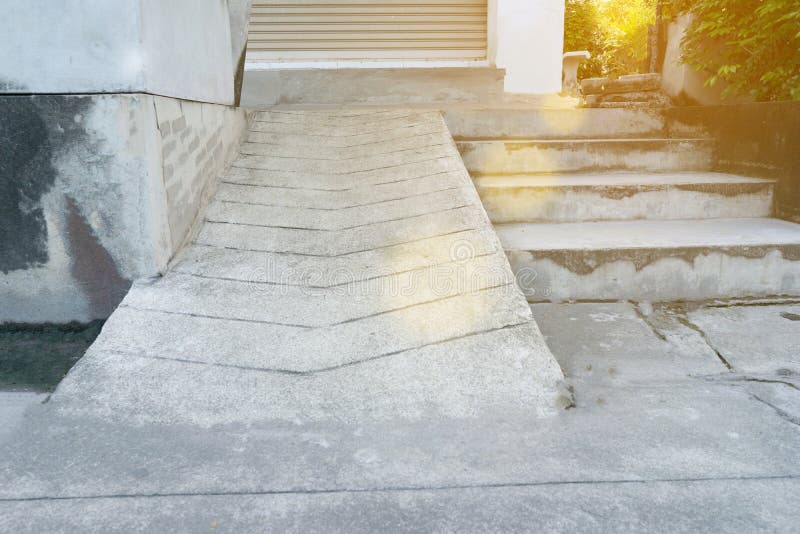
[474,172,775,224]
[458,138,715,175]
[242,67,505,108]
[497,218,800,302]
[445,108,708,140]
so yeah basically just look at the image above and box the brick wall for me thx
[154,97,250,254]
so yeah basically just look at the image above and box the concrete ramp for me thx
[44,110,564,426]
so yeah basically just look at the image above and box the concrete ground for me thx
[1,298,798,532]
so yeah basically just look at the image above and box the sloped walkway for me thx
[3,109,561,432]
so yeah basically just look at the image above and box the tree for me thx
[564,0,657,80]
[597,0,658,77]
[667,0,800,101]
[564,0,604,80]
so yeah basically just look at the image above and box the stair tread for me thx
[475,172,775,188]
[497,218,800,251]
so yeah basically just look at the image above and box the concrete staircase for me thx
[446,108,800,302]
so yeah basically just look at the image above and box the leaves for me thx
[564,0,657,80]
[667,0,800,101]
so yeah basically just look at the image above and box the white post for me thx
[490,0,566,94]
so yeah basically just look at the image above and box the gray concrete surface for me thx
[687,303,800,375]
[499,218,800,302]
[458,138,715,175]
[1,299,798,531]
[0,109,566,502]
[444,107,679,140]
[474,172,774,223]
[3,106,798,531]
[0,392,46,444]
[241,68,506,108]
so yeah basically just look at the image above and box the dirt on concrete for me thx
[0,321,102,392]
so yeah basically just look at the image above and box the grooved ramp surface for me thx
[43,110,564,426]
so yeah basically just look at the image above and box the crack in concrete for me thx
[732,377,800,392]
[673,314,735,371]
[631,302,669,343]
[3,474,798,504]
[704,298,800,309]
[749,394,800,427]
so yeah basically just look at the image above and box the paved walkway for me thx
[2,110,799,532]
[3,298,799,532]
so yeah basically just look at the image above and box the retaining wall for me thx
[666,102,800,223]
[0,94,250,323]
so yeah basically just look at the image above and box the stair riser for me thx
[444,108,707,139]
[477,184,774,223]
[459,140,715,174]
[506,248,800,302]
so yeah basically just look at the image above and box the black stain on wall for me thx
[1,95,132,319]
[1,96,96,274]
[0,98,55,273]
[65,196,131,318]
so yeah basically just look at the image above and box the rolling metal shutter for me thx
[247,0,488,62]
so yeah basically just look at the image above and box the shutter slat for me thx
[247,1,488,62]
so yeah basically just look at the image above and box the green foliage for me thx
[564,0,604,79]
[598,0,658,76]
[667,0,800,101]
[565,0,657,80]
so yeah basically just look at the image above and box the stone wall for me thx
[0,95,250,323]
[153,98,250,253]
[666,102,800,222]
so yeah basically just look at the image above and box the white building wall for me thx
[140,0,235,105]
[0,1,144,93]
[491,0,565,94]
[0,0,237,105]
